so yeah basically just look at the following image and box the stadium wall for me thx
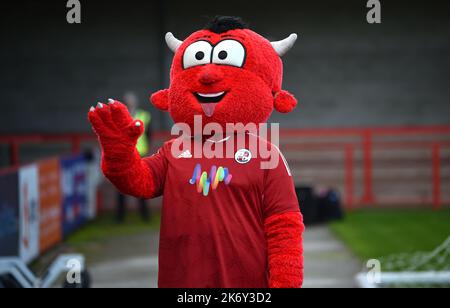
[0,0,449,134]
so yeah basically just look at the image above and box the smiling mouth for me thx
[194,92,226,117]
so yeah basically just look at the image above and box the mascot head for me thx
[151,16,298,130]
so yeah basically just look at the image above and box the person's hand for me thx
[88,99,144,153]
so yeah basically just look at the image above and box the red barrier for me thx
[1,125,450,208]
[344,145,354,209]
[362,130,374,204]
[0,133,96,167]
[277,126,450,208]
[432,143,441,210]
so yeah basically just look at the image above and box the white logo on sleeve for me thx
[235,149,252,164]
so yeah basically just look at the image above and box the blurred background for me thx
[0,0,449,288]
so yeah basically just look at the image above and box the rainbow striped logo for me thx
[189,164,232,196]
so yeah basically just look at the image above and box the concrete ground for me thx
[88,224,361,288]
[88,232,159,288]
[302,225,361,288]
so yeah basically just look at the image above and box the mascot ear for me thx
[150,89,170,111]
[274,90,297,113]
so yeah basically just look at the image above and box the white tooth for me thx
[197,92,225,98]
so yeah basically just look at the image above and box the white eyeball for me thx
[183,41,212,69]
[212,40,246,68]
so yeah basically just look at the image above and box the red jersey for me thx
[144,133,300,288]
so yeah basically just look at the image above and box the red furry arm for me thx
[88,100,160,199]
[264,211,304,288]
[101,146,156,199]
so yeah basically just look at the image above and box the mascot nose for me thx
[198,67,223,85]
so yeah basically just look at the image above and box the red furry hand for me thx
[88,99,155,198]
[88,99,146,176]
[88,99,144,160]
[265,211,304,288]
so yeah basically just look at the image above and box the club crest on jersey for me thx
[189,164,232,197]
[235,149,252,164]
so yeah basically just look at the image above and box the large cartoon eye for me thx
[212,40,246,68]
[183,41,212,69]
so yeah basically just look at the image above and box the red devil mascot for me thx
[89,16,304,288]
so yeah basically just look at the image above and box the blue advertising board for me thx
[60,155,88,237]
[0,171,20,257]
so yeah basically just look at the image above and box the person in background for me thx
[116,91,152,223]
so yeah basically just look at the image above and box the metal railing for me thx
[1,125,449,208]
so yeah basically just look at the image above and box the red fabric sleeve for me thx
[262,147,299,218]
[264,211,304,288]
[142,145,169,198]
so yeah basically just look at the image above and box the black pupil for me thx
[218,50,228,60]
[195,51,204,60]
